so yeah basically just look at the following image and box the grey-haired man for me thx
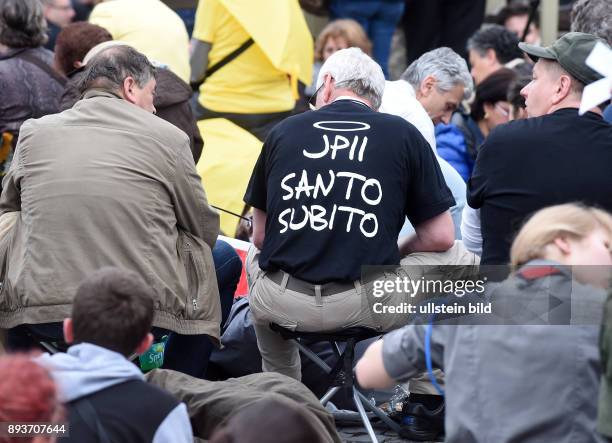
[1,45,225,379]
[243,48,459,381]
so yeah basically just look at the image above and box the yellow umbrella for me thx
[219,0,313,88]
[197,118,262,237]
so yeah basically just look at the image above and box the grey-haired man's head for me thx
[78,44,157,114]
[315,47,385,110]
[401,47,474,124]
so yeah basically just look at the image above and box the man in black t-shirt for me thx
[243,48,459,380]
[468,32,612,265]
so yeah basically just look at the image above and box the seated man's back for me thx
[245,99,453,284]
[244,48,458,381]
[469,109,612,264]
[468,32,612,265]
[0,45,220,337]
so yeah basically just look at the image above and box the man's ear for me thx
[73,60,84,69]
[485,48,497,65]
[321,74,335,104]
[551,74,573,105]
[134,333,154,356]
[419,75,436,98]
[122,76,138,105]
[482,102,495,119]
[63,318,74,344]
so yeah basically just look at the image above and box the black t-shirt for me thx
[468,108,612,265]
[244,100,454,283]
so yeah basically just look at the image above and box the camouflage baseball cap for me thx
[518,32,607,85]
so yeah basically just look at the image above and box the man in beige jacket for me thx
[0,45,238,378]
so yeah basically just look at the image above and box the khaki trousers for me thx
[246,241,479,383]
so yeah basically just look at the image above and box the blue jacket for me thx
[435,123,475,182]
[604,104,612,124]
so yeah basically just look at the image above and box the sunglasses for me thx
[308,83,324,111]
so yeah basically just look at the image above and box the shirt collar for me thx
[333,95,371,108]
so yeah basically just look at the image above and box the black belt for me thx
[265,270,386,297]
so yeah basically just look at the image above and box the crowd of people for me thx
[0,0,611,442]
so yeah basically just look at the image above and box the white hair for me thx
[401,47,474,100]
[316,47,385,110]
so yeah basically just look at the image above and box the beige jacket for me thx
[0,90,221,339]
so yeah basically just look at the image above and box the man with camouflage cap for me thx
[467,32,612,265]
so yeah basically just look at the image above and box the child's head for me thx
[65,267,155,356]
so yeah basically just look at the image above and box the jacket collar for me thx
[82,88,124,101]
[517,259,572,280]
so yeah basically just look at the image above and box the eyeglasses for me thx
[494,102,510,118]
[308,83,324,111]
[49,4,74,11]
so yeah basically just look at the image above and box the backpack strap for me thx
[191,38,254,90]
[71,397,111,443]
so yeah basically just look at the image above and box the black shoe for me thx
[398,399,444,441]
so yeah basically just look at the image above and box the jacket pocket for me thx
[179,230,221,330]
[184,238,203,319]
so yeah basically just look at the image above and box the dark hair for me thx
[0,0,47,48]
[72,267,155,356]
[209,398,325,443]
[54,22,112,76]
[77,44,156,95]
[471,68,517,121]
[507,74,531,115]
[495,3,540,28]
[467,24,524,64]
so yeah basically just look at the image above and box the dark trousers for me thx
[402,0,486,64]
[329,0,406,78]
[158,239,242,378]
[7,240,243,379]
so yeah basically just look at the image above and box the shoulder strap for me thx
[71,397,111,443]
[191,38,254,90]
[13,50,67,87]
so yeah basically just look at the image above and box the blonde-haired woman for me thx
[511,203,612,288]
[355,203,612,443]
[306,19,371,97]
[314,19,372,63]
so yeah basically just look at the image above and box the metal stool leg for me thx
[296,341,332,372]
[320,386,341,405]
[355,389,402,433]
[353,388,378,443]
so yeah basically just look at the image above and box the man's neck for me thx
[330,89,372,108]
[548,98,602,116]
